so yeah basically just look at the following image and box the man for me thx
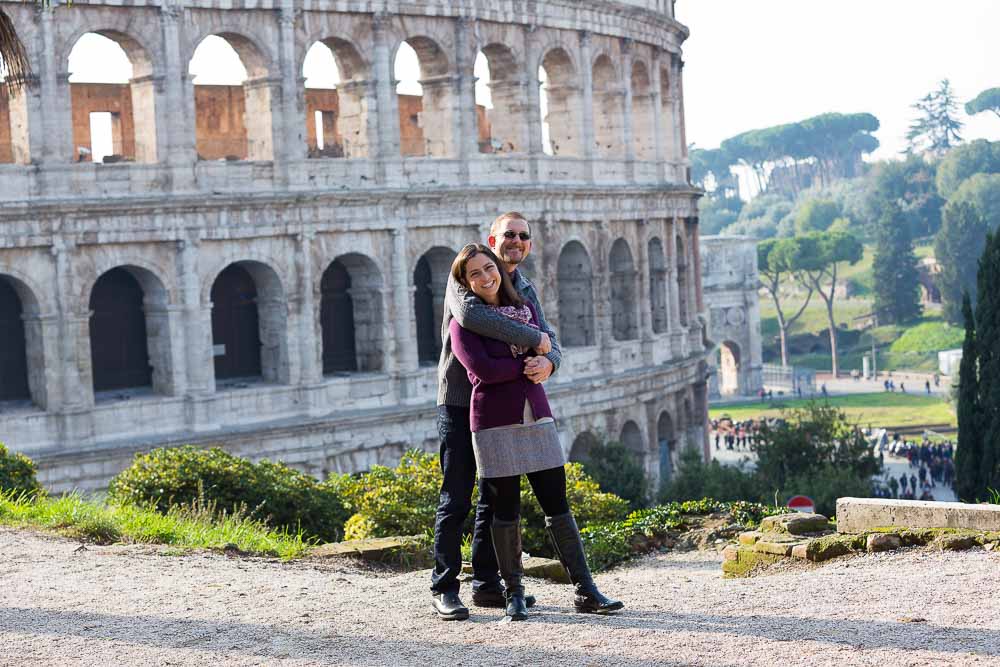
[430,212,562,620]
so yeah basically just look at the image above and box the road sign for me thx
[787,495,815,514]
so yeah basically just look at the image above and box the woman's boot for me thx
[491,517,529,620]
[545,512,624,614]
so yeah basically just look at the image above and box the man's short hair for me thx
[490,211,531,238]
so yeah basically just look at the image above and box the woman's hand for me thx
[535,331,552,355]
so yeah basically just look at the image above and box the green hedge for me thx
[108,446,349,542]
[0,443,41,497]
[338,450,630,556]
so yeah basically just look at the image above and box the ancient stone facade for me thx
[700,235,763,398]
[0,0,706,493]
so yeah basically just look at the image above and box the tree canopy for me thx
[935,139,1000,199]
[965,87,1000,120]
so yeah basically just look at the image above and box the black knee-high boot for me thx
[491,517,528,620]
[546,512,624,614]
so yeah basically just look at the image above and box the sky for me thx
[60,4,1000,163]
[676,0,1000,160]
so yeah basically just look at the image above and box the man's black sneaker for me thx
[432,592,470,620]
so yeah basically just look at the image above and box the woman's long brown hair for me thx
[450,243,524,308]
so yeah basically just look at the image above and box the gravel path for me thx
[2,526,999,666]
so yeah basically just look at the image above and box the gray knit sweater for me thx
[437,269,562,407]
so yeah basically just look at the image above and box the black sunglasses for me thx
[502,230,531,241]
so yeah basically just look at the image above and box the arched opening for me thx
[211,261,288,385]
[476,45,524,154]
[631,60,655,160]
[302,38,369,159]
[621,420,644,466]
[557,241,595,347]
[610,238,638,341]
[648,237,668,334]
[320,253,384,374]
[89,268,154,393]
[395,38,453,158]
[592,54,624,158]
[189,34,272,161]
[676,232,689,327]
[570,431,600,464]
[67,32,158,163]
[539,48,581,157]
[720,341,742,396]
[0,276,30,401]
[657,411,675,484]
[414,247,454,365]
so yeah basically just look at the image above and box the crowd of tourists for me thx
[872,434,955,500]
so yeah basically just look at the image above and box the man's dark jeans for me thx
[430,404,501,594]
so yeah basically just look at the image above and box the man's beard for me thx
[500,244,525,266]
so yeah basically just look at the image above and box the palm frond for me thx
[0,7,32,92]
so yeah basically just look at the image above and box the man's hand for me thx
[534,332,552,355]
[524,356,554,384]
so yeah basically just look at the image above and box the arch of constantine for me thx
[0,0,706,494]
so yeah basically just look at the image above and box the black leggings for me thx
[481,466,570,522]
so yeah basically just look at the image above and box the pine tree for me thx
[977,232,1000,493]
[872,203,922,324]
[906,79,964,156]
[955,293,983,501]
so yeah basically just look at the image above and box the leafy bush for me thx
[581,441,649,509]
[107,446,349,542]
[889,320,964,354]
[0,443,41,497]
[784,465,874,517]
[337,451,630,557]
[659,448,762,504]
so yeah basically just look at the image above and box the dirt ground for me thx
[2,526,998,666]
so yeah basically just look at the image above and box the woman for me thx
[448,243,622,621]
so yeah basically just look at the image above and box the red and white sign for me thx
[787,495,815,514]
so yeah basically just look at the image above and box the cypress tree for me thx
[873,202,923,324]
[955,292,983,501]
[977,232,1000,493]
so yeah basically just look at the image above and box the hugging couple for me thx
[430,211,622,622]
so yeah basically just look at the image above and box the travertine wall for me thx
[0,0,706,494]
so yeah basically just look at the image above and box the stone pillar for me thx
[670,53,684,180]
[593,223,613,368]
[667,218,684,357]
[391,228,420,398]
[277,3,306,185]
[159,2,196,187]
[621,39,636,182]
[650,49,667,183]
[243,76,281,161]
[372,14,401,183]
[296,232,322,385]
[637,224,655,363]
[524,24,544,182]
[578,30,596,182]
[178,236,215,400]
[129,74,161,163]
[455,18,479,171]
[51,242,88,410]
[337,79,374,158]
[40,6,71,166]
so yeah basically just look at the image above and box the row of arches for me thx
[569,410,679,484]
[0,231,695,406]
[1,23,681,165]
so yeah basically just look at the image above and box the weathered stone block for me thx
[803,534,861,562]
[866,533,902,553]
[932,534,979,552]
[837,498,1000,534]
[523,557,571,584]
[754,539,807,557]
[737,531,761,546]
[312,536,431,567]
[721,545,783,578]
[759,513,831,535]
[722,545,739,561]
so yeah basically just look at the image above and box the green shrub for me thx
[889,320,964,354]
[581,441,649,509]
[783,465,874,517]
[0,443,41,497]
[337,451,630,557]
[659,448,762,504]
[107,446,349,542]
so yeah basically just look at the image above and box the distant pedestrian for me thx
[899,474,908,492]
[900,382,906,393]
[821,384,828,398]
[925,380,931,394]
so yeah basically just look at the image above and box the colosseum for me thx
[0,0,707,494]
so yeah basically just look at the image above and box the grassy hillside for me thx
[710,393,956,429]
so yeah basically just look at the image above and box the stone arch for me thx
[620,420,644,464]
[676,231,689,327]
[413,246,454,365]
[539,47,582,157]
[210,260,289,385]
[396,36,454,158]
[631,59,655,160]
[88,265,173,395]
[320,253,384,374]
[592,53,624,158]
[570,431,600,464]
[719,340,741,396]
[66,30,159,163]
[609,238,639,341]
[189,32,274,161]
[302,36,370,159]
[656,410,675,483]
[0,274,38,404]
[648,236,668,334]
[557,240,596,347]
[478,43,526,154]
